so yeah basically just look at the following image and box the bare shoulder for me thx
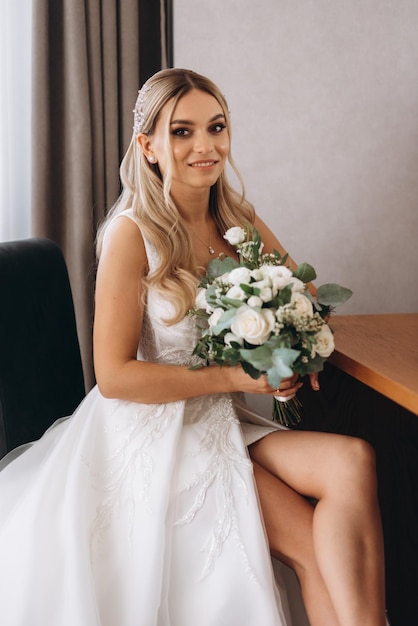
[99,213,147,276]
[253,214,289,258]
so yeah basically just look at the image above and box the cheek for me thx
[219,138,230,158]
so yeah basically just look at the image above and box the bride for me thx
[0,68,387,625]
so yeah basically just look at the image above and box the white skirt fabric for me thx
[0,387,296,626]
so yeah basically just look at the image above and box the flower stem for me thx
[273,396,303,427]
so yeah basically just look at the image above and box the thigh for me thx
[251,460,316,568]
[249,430,369,500]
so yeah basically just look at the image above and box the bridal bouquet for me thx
[189,226,352,426]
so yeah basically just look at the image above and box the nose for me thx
[193,130,214,153]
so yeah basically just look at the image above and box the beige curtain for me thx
[32,0,166,390]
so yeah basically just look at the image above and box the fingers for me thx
[271,374,303,398]
[309,372,320,391]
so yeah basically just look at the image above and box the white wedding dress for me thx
[0,211,304,626]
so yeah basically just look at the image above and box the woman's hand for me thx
[228,366,303,398]
[309,372,320,391]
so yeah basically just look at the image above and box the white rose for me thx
[291,292,314,317]
[261,265,293,290]
[224,332,244,347]
[231,305,275,345]
[224,227,246,246]
[225,285,247,301]
[227,266,252,286]
[208,307,224,328]
[247,295,263,308]
[313,325,335,357]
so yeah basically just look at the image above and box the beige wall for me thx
[174,0,418,314]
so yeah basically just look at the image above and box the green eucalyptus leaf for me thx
[240,283,255,295]
[271,347,300,373]
[252,227,261,247]
[277,284,293,306]
[239,345,273,372]
[211,308,237,333]
[241,361,262,380]
[266,349,299,388]
[316,283,353,307]
[266,368,282,389]
[205,283,219,304]
[220,296,246,308]
[293,263,317,283]
[207,256,239,279]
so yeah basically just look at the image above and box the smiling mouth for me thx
[189,160,217,167]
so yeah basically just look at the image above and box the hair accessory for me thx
[133,85,152,135]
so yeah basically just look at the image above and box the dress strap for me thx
[113,208,159,273]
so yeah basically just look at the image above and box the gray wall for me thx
[174,0,418,314]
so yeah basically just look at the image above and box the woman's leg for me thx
[252,461,340,625]
[249,430,387,626]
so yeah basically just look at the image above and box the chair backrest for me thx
[0,238,86,458]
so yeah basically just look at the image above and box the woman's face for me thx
[144,89,230,194]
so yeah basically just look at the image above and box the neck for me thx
[171,185,211,225]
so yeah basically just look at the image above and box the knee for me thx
[331,436,378,494]
[347,435,376,468]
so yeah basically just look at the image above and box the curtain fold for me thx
[32,0,164,389]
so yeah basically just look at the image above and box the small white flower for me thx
[224,332,244,347]
[195,288,208,310]
[240,241,262,261]
[208,307,224,328]
[231,305,275,345]
[258,287,274,302]
[312,325,335,357]
[251,278,274,302]
[250,268,264,281]
[227,266,252,286]
[224,226,246,246]
[251,277,272,291]
[247,295,263,308]
[225,285,247,301]
[290,278,305,293]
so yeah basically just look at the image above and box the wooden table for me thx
[329,313,418,415]
[295,313,418,625]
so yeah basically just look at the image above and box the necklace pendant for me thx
[208,246,215,255]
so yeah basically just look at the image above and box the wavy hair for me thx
[96,68,255,324]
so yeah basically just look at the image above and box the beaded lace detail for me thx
[175,394,258,582]
[87,212,262,584]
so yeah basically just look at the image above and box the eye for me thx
[210,123,227,134]
[171,127,190,137]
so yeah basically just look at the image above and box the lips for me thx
[189,160,217,167]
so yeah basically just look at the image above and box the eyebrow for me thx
[170,113,226,126]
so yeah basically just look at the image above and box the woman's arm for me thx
[93,216,291,403]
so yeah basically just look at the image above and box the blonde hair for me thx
[96,68,255,324]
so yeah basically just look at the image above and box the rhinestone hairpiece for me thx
[133,85,152,135]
